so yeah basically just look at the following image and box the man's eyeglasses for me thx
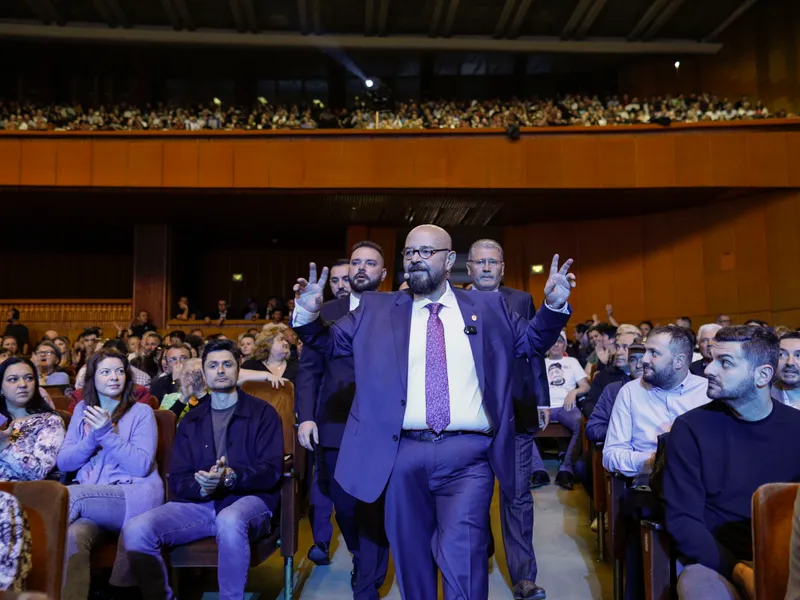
[36,351,55,358]
[167,356,189,364]
[467,259,503,268]
[401,247,451,260]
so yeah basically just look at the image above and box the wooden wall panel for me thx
[133,224,169,327]
[20,140,56,186]
[1,123,799,190]
[56,140,93,186]
[507,191,800,327]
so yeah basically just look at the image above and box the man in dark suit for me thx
[295,241,390,599]
[292,224,575,600]
[466,238,548,600]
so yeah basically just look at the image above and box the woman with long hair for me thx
[56,348,163,599]
[242,323,299,382]
[0,357,65,481]
[237,333,256,364]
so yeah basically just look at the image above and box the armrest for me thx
[641,519,664,531]
[279,428,301,558]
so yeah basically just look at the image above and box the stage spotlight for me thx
[365,79,375,89]
[674,61,680,69]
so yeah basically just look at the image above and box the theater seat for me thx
[534,423,571,438]
[752,482,800,600]
[0,481,69,600]
[168,381,301,600]
[592,443,607,560]
[90,410,177,569]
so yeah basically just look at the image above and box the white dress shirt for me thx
[602,372,709,477]
[349,293,361,312]
[403,283,490,432]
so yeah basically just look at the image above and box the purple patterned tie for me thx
[425,303,450,434]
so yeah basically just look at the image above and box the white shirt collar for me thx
[349,293,360,311]
[413,282,459,312]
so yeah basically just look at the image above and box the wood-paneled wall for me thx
[504,190,800,328]
[618,0,800,113]
[1,122,799,189]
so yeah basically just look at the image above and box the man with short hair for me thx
[466,238,548,600]
[665,327,800,600]
[150,344,192,401]
[772,332,800,409]
[676,316,693,331]
[329,258,352,299]
[585,323,617,377]
[42,330,59,341]
[717,314,732,327]
[4,308,29,355]
[131,332,162,378]
[124,339,285,600]
[206,300,230,325]
[296,240,389,598]
[130,310,157,339]
[582,331,642,418]
[271,309,285,324]
[691,323,722,377]
[744,319,768,328]
[33,340,69,385]
[603,326,710,479]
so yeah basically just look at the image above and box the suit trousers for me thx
[499,432,538,586]
[385,433,494,600]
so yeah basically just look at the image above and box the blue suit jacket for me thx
[294,295,354,448]
[295,287,570,503]
[498,286,551,432]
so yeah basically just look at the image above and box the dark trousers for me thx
[308,460,335,545]
[499,432,538,585]
[322,446,389,600]
[385,433,494,600]
[574,450,593,501]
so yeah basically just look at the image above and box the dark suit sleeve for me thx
[233,405,284,493]
[295,341,325,424]
[508,300,571,359]
[294,305,364,362]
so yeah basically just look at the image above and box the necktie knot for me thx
[426,302,443,317]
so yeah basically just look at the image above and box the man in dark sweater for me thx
[664,326,800,600]
[581,331,641,419]
[689,323,721,377]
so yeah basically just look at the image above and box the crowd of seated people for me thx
[0,93,793,132]
[4,292,800,599]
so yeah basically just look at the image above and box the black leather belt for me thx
[401,429,492,442]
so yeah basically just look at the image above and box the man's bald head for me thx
[405,224,452,251]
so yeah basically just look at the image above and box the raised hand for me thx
[293,262,328,314]
[544,254,576,309]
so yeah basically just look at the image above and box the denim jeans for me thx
[64,484,127,600]
[124,497,272,600]
[499,432,538,585]
[677,564,742,600]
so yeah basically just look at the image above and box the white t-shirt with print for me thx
[545,356,587,409]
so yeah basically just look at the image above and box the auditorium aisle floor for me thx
[198,460,612,599]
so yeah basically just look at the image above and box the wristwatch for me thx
[223,467,236,489]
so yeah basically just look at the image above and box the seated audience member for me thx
[286,298,295,321]
[242,324,299,382]
[772,332,800,409]
[744,319,768,328]
[638,321,653,339]
[270,309,285,324]
[190,328,204,339]
[774,325,794,339]
[127,335,141,359]
[788,488,800,600]
[185,334,203,358]
[581,331,641,418]
[0,347,10,365]
[0,357,66,481]
[265,297,279,320]
[238,333,256,364]
[4,308,29,356]
[123,339,284,600]
[567,323,590,365]
[130,310,157,339]
[717,314,732,327]
[77,340,152,389]
[33,340,70,385]
[603,326,710,481]
[57,348,163,599]
[329,258,351,299]
[531,334,589,490]
[690,323,722,377]
[160,358,208,422]
[75,328,101,369]
[150,344,191,401]
[665,326,800,600]
[167,331,186,345]
[131,332,162,378]
[42,329,59,341]
[54,336,74,371]
[1,336,19,357]
[676,316,693,331]
[206,299,230,325]
[243,300,260,321]
[585,323,617,377]
[175,296,198,321]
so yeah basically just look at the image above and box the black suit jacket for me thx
[294,295,355,448]
[498,286,551,432]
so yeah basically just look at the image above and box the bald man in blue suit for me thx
[292,224,576,600]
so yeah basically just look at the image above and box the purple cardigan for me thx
[57,402,164,525]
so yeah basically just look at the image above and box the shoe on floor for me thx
[555,471,574,490]
[513,579,547,600]
[529,470,551,489]
[307,542,331,566]
[590,517,599,532]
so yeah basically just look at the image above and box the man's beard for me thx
[642,365,676,389]
[350,272,382,294]
[780,367,800,388]
[707,374,756,405]
[334,289,349,299]
[408,265,446,295]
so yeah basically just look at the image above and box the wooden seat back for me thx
[752,482,800,600]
